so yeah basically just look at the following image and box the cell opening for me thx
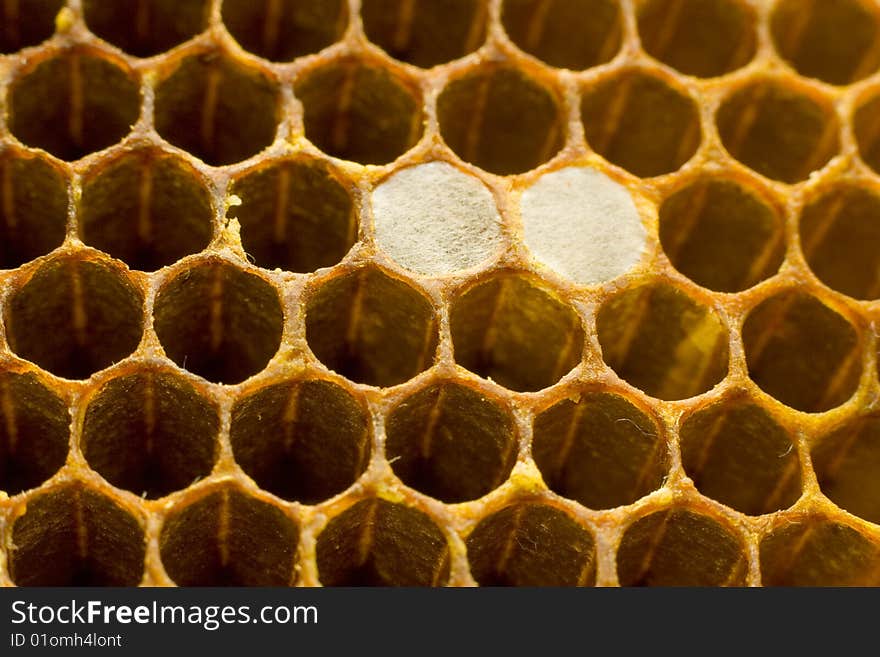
[855,93,880,175]
[450,273,584,392]
[5,257,145,380]
[83,0,209,57]
[154,52,280,165]
[230,379,370,504]
[159,488,298,586]
[316,498,450,586]
[304,267,438,387]
[362,0,487,68]
[617,508,747,586]
[760,517,880,586]
[153,260,283,385]
[0,153,68,268]
[8,50,140,161]
[9,485,145,586]
[230,158,356,273]
[532,391,666,510]
[385,382,517,503]
[0,372,69,496]
[742,291,860,412]
[466,503,596,586]
[0,0,63,53]
[659,178,785,293]
[596,282,729,401]
[680,397,801,515]
[82,370,219,499]
[716,80,839,184]
[79,149,214,272]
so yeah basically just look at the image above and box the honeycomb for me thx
[2,0,880,588]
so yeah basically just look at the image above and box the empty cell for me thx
[0,153,68,268]
[362,0,487,68]
[230,158,355,273]
[0,0,63,53]
[659,178,785,293]
[450,273,584,392]
[8,50,140,161]
[0,372,69,496]
[316,498,450,586]
[82,369,219,499]
[532,391,666,510]
[83,0,209,57]
[9,485,145,586]
[581,70,700,177]
[79,149,214,272]
[466,503,596,586]
[596,282,729,401]
[742,291,861,412]
[5,256,145,380]
[800,183,880,300]
[680,397,801,515]
[771,0,880,86]
[617,508,747,586]
[855,92,880,175]
[230,379,370,504]
[160,487,298,586]
[154,52,280,166]
[295,60,423,165]
[437,66,564,176]
[716,79,839,184]
[760,516,880,586]
[385,382,517,503]
[153,260,283,385]
[304,267,438,387]
[637,0,756,78]
[222,0,347,62]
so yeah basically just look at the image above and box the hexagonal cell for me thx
[532,391,666,510]
[316,498,450,586]
[581,70,700,177]
[295,60,423,165]
[771,0,880,85]
[760,516,880,586]
[501,0,621,70]
[230,158,355,273]
[596,282,729,401]
[0,372,69,496]
[637,0,756,78]
[0,152,68,269]
[362,0,486,68]
[154,52,280,165]
[9,485,145,586]
[854,92,880,175]
[680,397,801,515]
[5,256,144,380]
[222,0,347,62]
[153,260,283,385]
[716,80,839,184]
[385,382,517,503]
[800,183,880,300]
[437,66,564,176]
[79,149,214,272]
[304,267,438,387]
[82,369,219,499]
[8,50,141,161]
[0,0,63,53]
[159,487,298,586]
[742,291,860,412]
[83,0,209,57]
[659,178,785,293]
[812,415,880,525]
[230,379,370,504]
[450,273,584,392]
[466,503,596,586]
[617,508,747,586]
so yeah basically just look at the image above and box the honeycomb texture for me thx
[2,0,880,587]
